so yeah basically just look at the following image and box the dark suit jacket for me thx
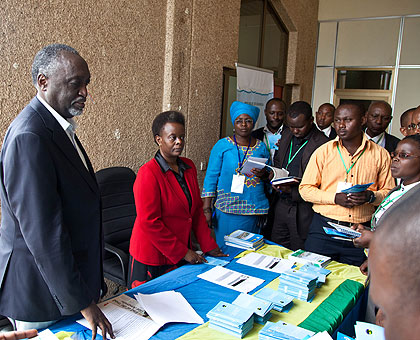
[252,127,265,141]
[384,132,400,154]
[329,127,337,140]
[273,126,329,240]
[0,97,103,321]
[129,157,218,266]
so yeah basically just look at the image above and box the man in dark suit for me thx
[0,44,114,338]
[271,101,329,250]
[252,98,287,161]
[315,103,337,139]
[365,101,400,154]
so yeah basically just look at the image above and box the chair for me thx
[96,167,137,287]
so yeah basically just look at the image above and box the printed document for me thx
[198,266,264,293]
[236,252,294,274]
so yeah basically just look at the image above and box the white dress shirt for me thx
[36,94,88,169]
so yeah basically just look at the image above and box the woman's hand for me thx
[207,247,229,257]
[184,249,207,264]
[250,167,268,179]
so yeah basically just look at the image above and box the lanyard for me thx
[233,135,251,169]
[374,133,385,145]
[286,139,308,169]
[371,188,406,226]
[264,133,270,151]
[337,144,366,182]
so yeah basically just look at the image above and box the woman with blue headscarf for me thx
[202,101,270,246]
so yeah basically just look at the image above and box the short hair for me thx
[400,107,416,127]
[287,101,312,120]
[373,195,420,308]
[402,134,420,149]
[265,98,286,110]
[32,44,80,86]
[152,111,185,139]
[337,102,365,118]
[318,103,335,112]
[368,100,392,115]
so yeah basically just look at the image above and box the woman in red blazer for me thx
[129,111,227,288]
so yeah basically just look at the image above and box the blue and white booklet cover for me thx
[341,182,373,193]
[259,321,315,340]
[354,321,385,340]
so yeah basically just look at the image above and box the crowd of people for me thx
[0,43,419,340]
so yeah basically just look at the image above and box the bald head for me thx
[370,194,420,339]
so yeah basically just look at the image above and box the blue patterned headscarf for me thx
[230,101,260,126]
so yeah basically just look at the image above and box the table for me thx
[50,243,366,339]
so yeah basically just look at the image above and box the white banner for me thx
[236,63,274,129]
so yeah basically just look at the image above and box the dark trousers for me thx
[304,212,366,266]
[271,198,304,251]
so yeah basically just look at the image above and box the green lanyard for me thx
[264,133,270,151]
[374,133,385,145]
[337,144,366,182]
[286,139,308,170]
[371,189,406,227]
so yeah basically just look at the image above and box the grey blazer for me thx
[0,97,104,321]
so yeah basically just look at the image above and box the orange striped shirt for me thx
[299,134,394,223]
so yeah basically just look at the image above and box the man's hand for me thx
[346,190,372,206]
[359,259,369,276]
[80,302,115,340]
[207,247,229,257]
[272,183,292,193]
[352,228,374,248]
[334,193,355,208]
[184,249,206,264]
[0,330,37,340]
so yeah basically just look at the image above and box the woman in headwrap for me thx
[202,101,270,246]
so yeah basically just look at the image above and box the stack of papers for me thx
[232,293,273,324]
[278,269,318,302]
[224,229,264,250]
[299,264,331,288]
[254,287,294,312]
[77,292,203,340]
[207,301,254,338]
[326,222,362,239]
[288,250,331,268]
[236,253,295,274]
[259,321,315,340]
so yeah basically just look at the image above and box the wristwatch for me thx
[368,191,376,203]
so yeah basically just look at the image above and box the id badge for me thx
[231,174,245,194]
[336,181,352,193]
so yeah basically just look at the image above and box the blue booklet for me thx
[259,321,315,340]
[232,293,273,317]
[254,287,294,311]
[341,182,373,193]
[204,256,229,267]
[207,301,254,326]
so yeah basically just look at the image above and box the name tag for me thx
[231,174,245,194]
[336,181,353,193]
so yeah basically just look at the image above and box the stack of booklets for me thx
[278,269,318,302]
[299,264,331,288]
[224,229,264,250]
[288,249,331,268]
[259,321,315,340]
[207,301,254,338]
[232,293,273,324]
[254,287,294,312]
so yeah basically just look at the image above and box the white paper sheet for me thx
[308,331,334,339]
[236,252,294,274]
[239,156,268,176]
[32,329,58,340]
[197,266,264,293]
[134,290,203,326]
[77,295,160,340]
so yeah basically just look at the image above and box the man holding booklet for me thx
[270,101,328,250]
[299,103,394,265]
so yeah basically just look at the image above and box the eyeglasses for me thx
[407,123,420,130]
[390,151,420,159]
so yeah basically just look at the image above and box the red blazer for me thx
[129,157,218,266]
